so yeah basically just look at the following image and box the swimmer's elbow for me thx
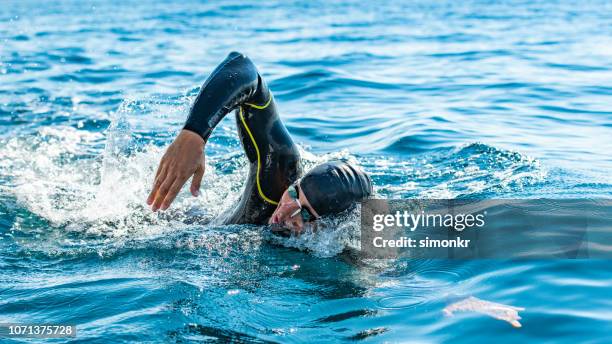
[227,51,257,70]
[227,51,246,59]
[225,51,266,97]
[226,51,260,81]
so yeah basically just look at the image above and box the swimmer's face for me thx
[269,183,319,236]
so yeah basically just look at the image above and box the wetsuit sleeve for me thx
[183,52,261,141]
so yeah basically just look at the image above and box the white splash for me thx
[0,117,361,257]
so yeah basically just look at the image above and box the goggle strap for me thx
[290,199,302,218]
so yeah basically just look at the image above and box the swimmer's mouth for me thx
[270,223,292,237]
[269,222,318,238]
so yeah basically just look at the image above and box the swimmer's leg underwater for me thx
[184,52,301,224]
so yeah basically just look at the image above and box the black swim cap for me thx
[299,160,373,217]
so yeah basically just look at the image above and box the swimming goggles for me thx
[287,181,316,222]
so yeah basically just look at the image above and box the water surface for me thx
[1,0,611,342]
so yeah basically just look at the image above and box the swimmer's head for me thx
[269,160,373,235]
[299,160,373,216]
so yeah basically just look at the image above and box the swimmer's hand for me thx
[147,130,205,211]
[443,296,524,328]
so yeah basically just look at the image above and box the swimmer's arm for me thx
[147,52,260,211]
[183,51,260,141]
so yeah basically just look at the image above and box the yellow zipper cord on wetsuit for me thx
[238,106,279,205]
[244,93,272,109]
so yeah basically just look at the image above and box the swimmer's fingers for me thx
[151,174,174,211]
[161,177,187,210]
[147,162,168,205]
[190,161,205,197]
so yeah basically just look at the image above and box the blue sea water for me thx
[1,0,611,342]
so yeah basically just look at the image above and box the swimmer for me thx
[146,52,372,235]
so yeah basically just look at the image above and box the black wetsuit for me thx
[184,52,301,224]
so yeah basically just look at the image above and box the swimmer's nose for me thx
[269,200,295,225]
[269,208,281,224]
